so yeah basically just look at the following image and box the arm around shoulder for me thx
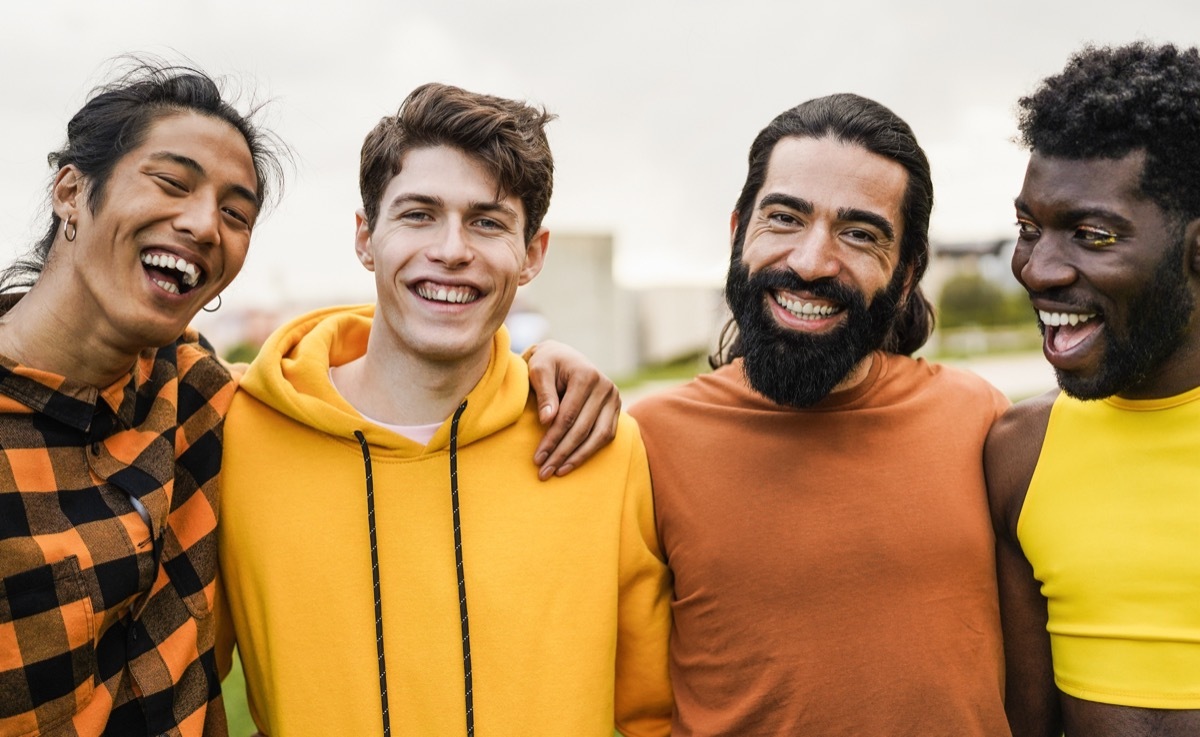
[984,390,1062,737]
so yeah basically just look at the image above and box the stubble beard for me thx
[1051,236,1194,400]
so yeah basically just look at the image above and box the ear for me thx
[1187,218,1200,278]
[518,227,550,286]
[899,261,918,304]
[51,165,84,222]
[729,210,740,248]
[354,209,375,272]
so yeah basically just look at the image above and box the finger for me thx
[533,373,594,473]
[553,395,622,477]
[527,357,562,427]
[538,380,614,478]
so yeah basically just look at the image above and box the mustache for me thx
[741,269,864,307]
[1023,288,1101,314]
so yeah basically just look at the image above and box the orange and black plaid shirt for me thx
[0,329,236,737]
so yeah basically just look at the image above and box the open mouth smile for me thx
[141,251,204,295]
[1039,309,1103,356]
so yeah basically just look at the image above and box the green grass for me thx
[223,651,257,737]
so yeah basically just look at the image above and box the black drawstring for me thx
[355,430,391,737]
[356,398,474,737]
[449,400,474,737]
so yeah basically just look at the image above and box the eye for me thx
[399,210,433,223]
[474,216,506,231]
[1075,226,1118,247]
[766,211,801,227]
[843,227,879,244]
[222,207,251,228]
[155,174,188,192]
[1015,219,1040,241]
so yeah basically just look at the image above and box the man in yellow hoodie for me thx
[217,83,672,736]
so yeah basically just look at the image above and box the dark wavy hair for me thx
[712,93,936,367]
[0,57,286,293]
[359,83,556,243]
[1018,42,1200,222]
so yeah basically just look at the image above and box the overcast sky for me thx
[2,1,1197,309]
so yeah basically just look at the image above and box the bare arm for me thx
[524,341,621,480]
[985,390,1062,737]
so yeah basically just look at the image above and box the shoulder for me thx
[985,389,1059,535]
[882,354,1011,419]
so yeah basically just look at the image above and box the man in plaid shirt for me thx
[0,62,282,736]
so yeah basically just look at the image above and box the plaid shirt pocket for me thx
[0,556,96,737]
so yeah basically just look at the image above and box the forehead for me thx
[1018,151,1150,216]
[128,112,258,195]
[760,136,908,220]
[385,145,519,208]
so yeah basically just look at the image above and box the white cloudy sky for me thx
[2,0,1197,309]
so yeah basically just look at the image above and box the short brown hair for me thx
[359,83,556,242]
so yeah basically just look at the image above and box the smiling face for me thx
[728,135,909,406]
[50,111,259,351]
[1013,150,1200,400]
[356,144,548,370]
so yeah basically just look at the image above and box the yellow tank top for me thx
[1018,386,1200,708]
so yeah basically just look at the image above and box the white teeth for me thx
[141,252,202,288]
[774,293,837,319]
[1039,310,1096,327]
[152,278,179,294]
[417,283,479,304]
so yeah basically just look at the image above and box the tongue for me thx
[145,265,184,291]
[1051,320,1101,353]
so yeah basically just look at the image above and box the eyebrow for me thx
[149,151,260,208]
[387,194,520,222]
[1013,198,1136,229]
[759,192,896,241]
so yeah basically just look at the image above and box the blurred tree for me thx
[938,273,1031,328]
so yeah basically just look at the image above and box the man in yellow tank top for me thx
[986,43,1200,737]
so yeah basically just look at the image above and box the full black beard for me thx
[726,260,905,407]
[1049,236,1194,400]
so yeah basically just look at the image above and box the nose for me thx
[427,221,473,268]
[784,228,842,282]
[174,195,221,247]
[1014,234,1076,293]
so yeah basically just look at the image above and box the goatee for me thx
[725,260,905,407]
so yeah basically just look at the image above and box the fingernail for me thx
[556,464,574,476]
[539,406,553,422]
[539,466,556,481]
[534,451,548,465]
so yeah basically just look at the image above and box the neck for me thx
[829,351,876,397]
[334,333,493,426]
[0,284,140,387]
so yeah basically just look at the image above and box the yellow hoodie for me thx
[218,305,672,736]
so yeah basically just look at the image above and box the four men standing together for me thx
[2,37,1198,737]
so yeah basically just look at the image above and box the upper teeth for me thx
[141,252,200,287]
[417,283,479,304]
[1039,310,1096,327]
[775,293,837,318]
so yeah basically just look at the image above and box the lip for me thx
[1033,300,1105,372]
[409,277,485,310]
[139,245,211,295]
[767,290,845,334]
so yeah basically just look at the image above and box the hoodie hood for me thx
[238,303,531,456]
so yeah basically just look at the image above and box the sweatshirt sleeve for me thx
[614,416,674,736]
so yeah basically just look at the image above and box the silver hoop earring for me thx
[63,216,77,242]
[202,294,222,313]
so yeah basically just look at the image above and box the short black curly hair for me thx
[1018,42,1200,222]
